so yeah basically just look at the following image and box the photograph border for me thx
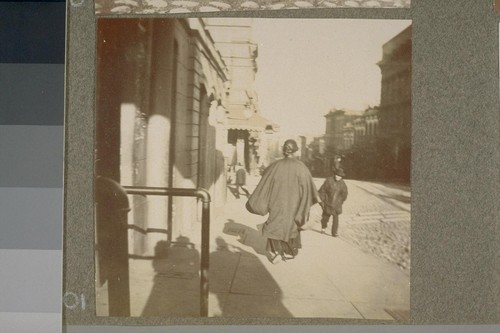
[63,0,499,327]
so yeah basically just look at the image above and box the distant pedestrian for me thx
[318,155,348,237]
[235,163,250,197]
[227,165,235,184]
[246,139,321,264]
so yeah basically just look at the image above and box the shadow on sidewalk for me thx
[209,237,293,317]
[136,233,293,317]
[222,219,268,256]
[227,184,240,199]
[226,185,249,199]
[141,236,201,317]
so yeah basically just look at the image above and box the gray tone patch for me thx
[0,64,64,125]
[63,325,500,333]
[0,249,62,313]
[0,2,65,64]
[0,125,64,188]
[0,312,61,333]
[0,187,62,250]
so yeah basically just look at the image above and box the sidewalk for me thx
[100,176,410,319]
[205,177,410,319]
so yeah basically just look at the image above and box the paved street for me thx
[97,176,410,320]
[339,179,410,216]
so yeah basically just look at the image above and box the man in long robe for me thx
[246,139,321,263]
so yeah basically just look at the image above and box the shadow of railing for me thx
[141,237,201,317]
[209,237,293,317]
[137,235,293,318]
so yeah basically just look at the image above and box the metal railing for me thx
[124,186,211,317]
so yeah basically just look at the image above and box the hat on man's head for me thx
[332,155,345,177]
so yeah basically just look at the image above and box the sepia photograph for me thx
[94,17,412,320]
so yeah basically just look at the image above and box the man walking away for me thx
[318,155,348,237]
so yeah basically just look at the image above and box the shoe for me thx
[332,233,338,237]
[282,254,295,261]
[321,228,327,234]
[269,253,282,264]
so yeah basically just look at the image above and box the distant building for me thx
[339,107,379,179]
[321,25,411,182]
[376,25,411,182]
[362,107,379,146]
[205,18,278,176]
[324,109,361,153]
[343,122,355,150]
[303,136,327,177]
[298,136,309,164]
[346,106,379,150]
[322,107,379,179]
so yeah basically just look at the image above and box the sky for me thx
[252,19,411,138]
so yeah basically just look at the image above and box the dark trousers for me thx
[321,212,339,235]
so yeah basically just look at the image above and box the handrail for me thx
[123,186,211,317]
[124,186,211,203]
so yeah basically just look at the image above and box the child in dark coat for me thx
[318,156,348,237]
[235,163,250,197]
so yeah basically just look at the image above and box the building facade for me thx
[376,25,411,182]
[205,18,278,176]
[96,18,233,256]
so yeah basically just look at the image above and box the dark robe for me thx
[235,168,246,186]
[246,157,319,254]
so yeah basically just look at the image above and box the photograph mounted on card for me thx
[94,0,411,14]
[93,17,412,320]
